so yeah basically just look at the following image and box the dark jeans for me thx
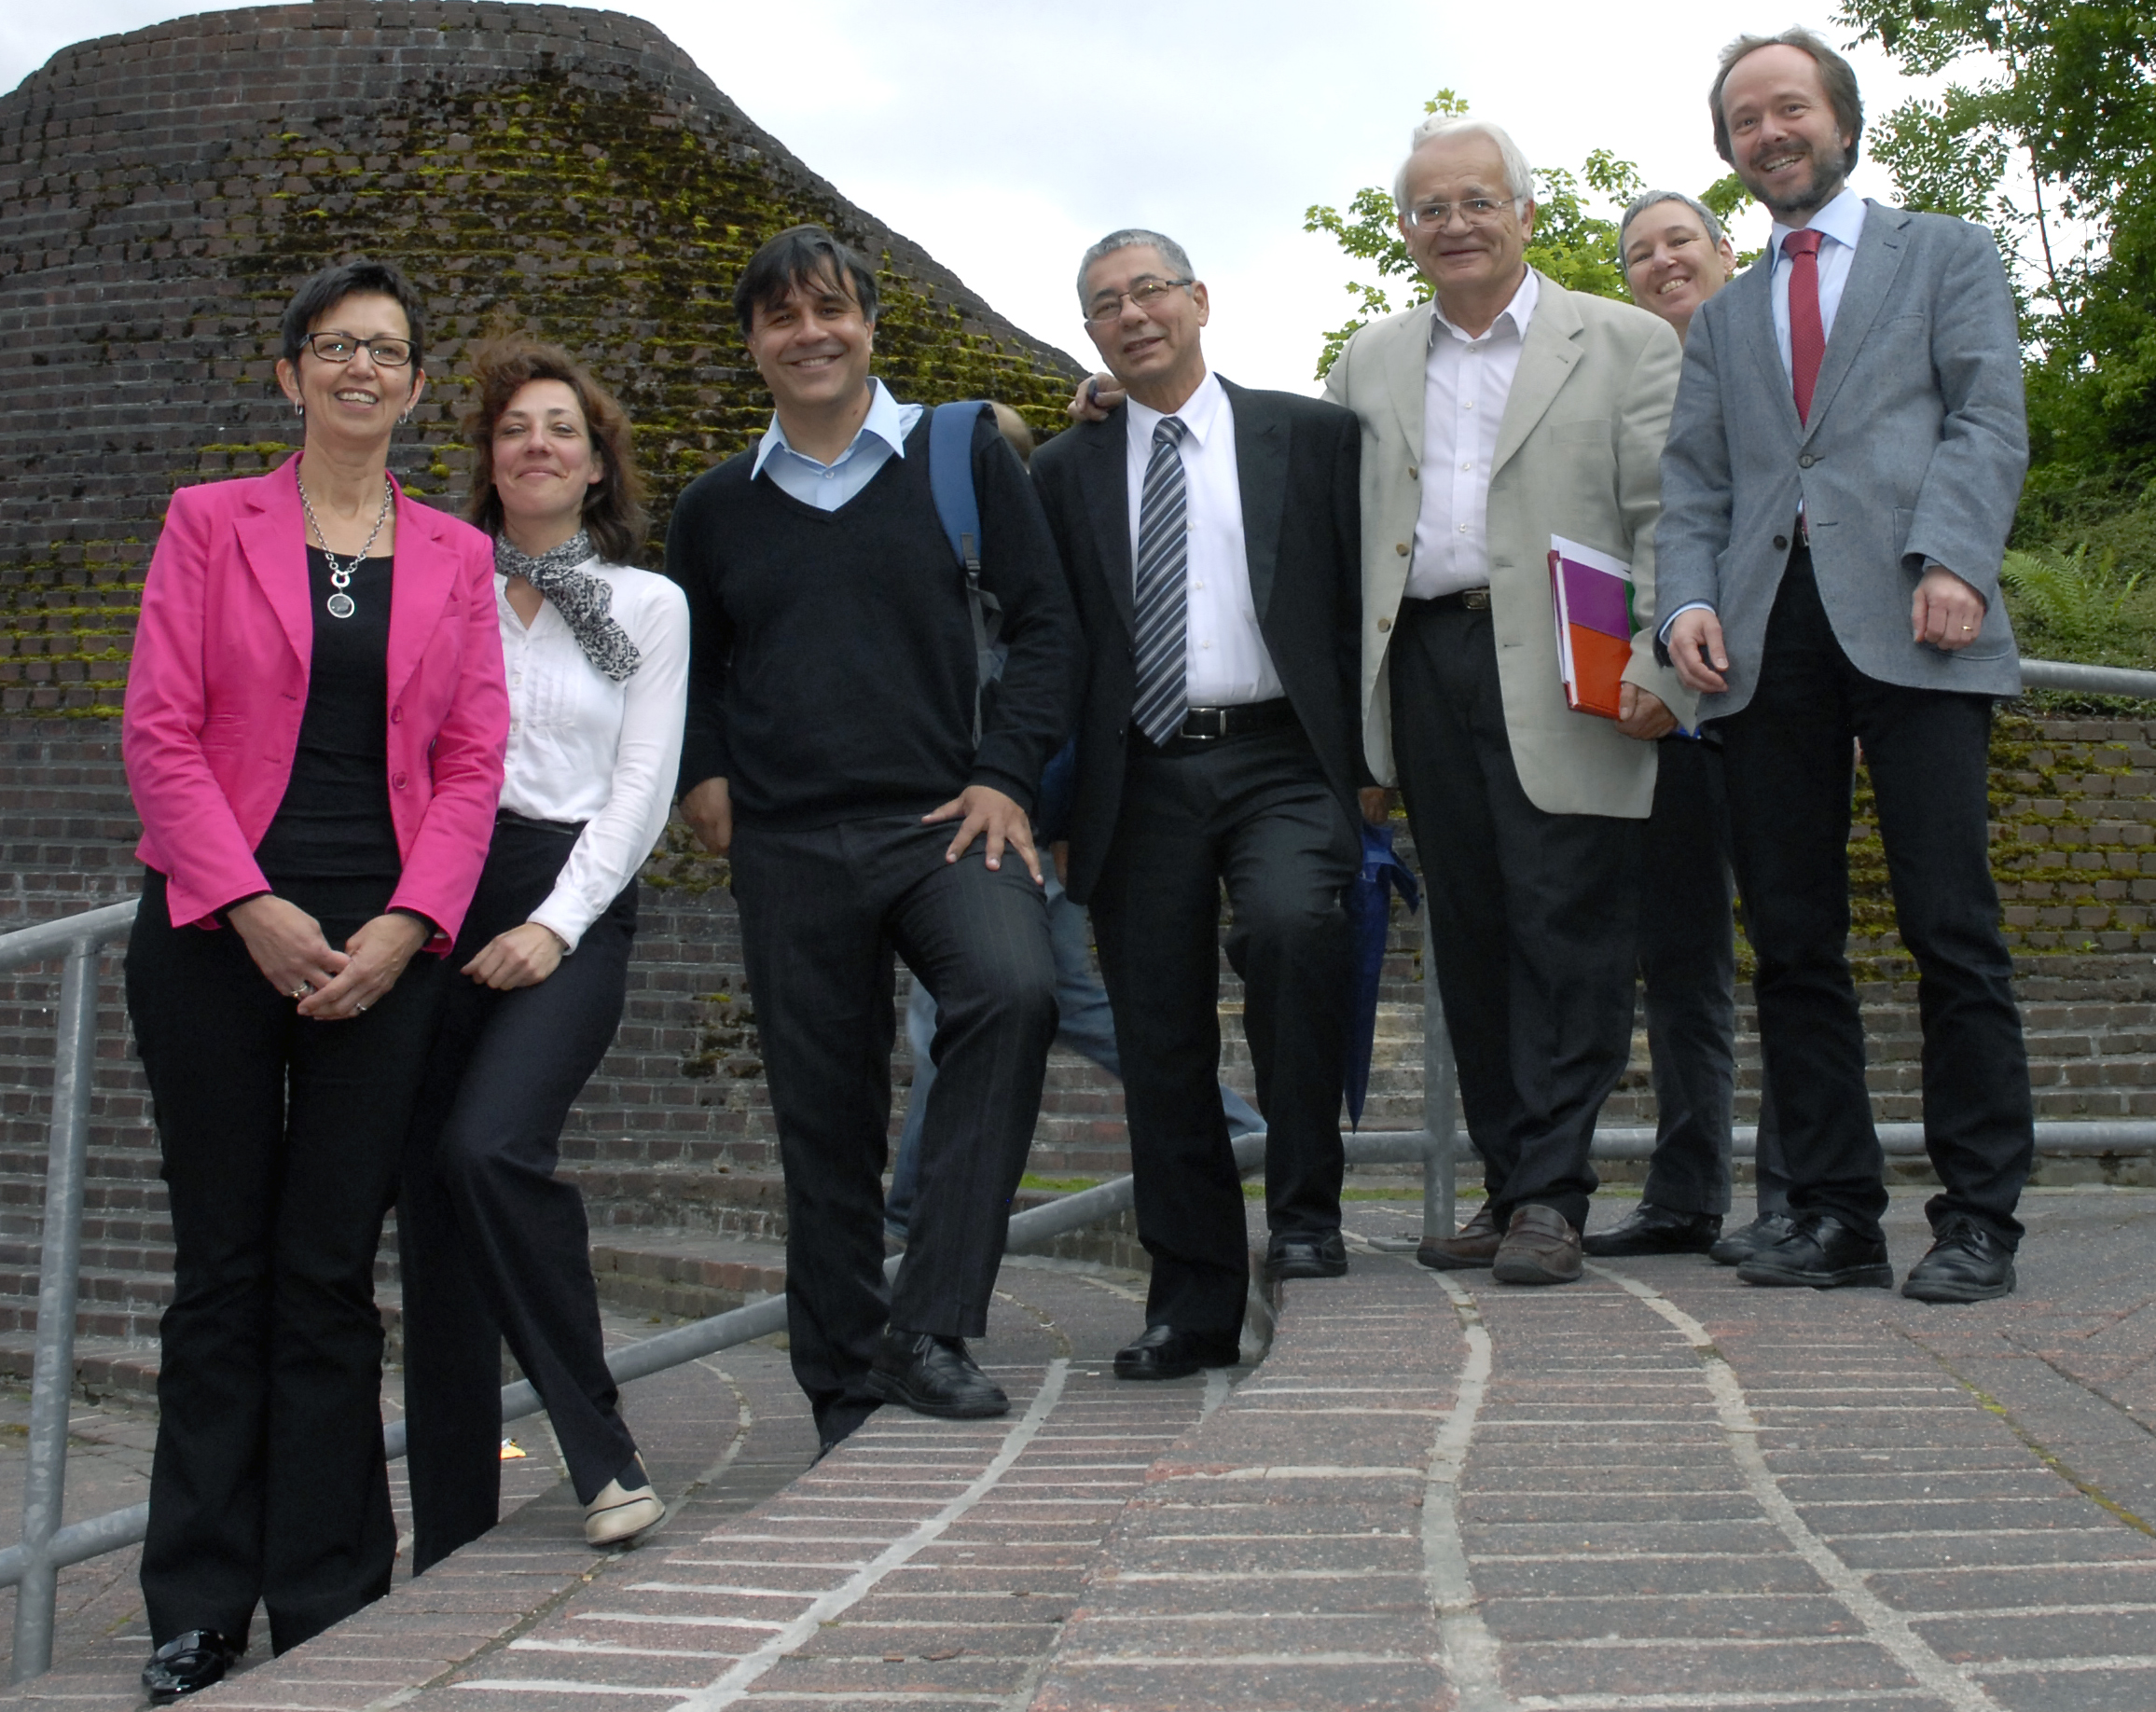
[728,814,1057,1442]
[128,867,444,1654]
[1389,598,1641,1234]
[1638,735,1788,1218]
[397,820,641,1573]
[1088,722,1358,1339]
[1718,545,2033,1247]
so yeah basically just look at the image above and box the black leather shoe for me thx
[1901,1215,2017,1303]
[1737,1215,1893,1290]
[1113,1323,1241,1381]
[1265,1230,1348,1279]
[865,1328,1009,1418]
[143,1630,243,1705]
[1582,1203,1722,1257]
[1709,1211,1796,1267]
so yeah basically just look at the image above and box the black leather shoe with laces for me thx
[1901,1215,2017,1303]
[1113,1323,1241,1380]
[1736,1215,1894,1290]
[1582,1203,1721,1257]
[1265,1230,1348,1279]
[866,1327,1010,1418]
[1708,1211,1795,1267]
[143,1630,244,1705]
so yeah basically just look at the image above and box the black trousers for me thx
[727,814,1057,1442]
[1389,599,1641,1234]
[1638,735,1789,1218]
[1088,722,1358,1339]
[396,821,640,1574]
[1717,545,2033,1247]
[127,867,445,1654]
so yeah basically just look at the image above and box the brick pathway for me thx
[0,1190,2149,1710]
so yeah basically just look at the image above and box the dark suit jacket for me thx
[1031,377,1363,905]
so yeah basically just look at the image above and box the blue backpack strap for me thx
[927,402,1003,744]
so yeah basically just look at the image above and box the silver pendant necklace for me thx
[296,473,394,620]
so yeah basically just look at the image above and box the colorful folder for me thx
[1548,535,1637,721]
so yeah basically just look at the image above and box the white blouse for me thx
[495,556,689,952]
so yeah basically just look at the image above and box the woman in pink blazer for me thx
[121,259,508,1703]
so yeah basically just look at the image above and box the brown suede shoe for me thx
[1492,1204,1582,1285]
[1416,1202,1500,1271]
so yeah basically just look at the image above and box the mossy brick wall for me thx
[0,0,1084,737]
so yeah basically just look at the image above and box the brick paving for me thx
[0,1190,2148,1710]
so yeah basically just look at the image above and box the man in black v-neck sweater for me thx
[671,228,1082,1453]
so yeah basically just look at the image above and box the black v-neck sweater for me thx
[670,406,1082,829]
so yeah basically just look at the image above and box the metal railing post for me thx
[1421,928,1459,1241]
[11,940,101,1681]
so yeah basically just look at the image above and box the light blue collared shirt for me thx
[1767,186,1868,381]
[751,378,923,510]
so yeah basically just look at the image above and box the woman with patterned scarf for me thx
[396,337,689,1567]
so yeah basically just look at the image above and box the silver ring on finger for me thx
[291,982,311,999]
[355,1001,368,1013]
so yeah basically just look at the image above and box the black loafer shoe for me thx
[1265,1230,1348,1279]
[1709,1211,1796,1267]
[1901,1215,2017,1303]
[143,1629,243,1705]
[1113,1323,1241,1381]
[1582,1203,1722,1257]
[1737,1215,1893,1290]
[865,1328,1009,1418]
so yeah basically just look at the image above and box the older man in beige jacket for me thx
[1322,115,1690,1284]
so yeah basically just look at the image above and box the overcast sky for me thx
[4,3,1940,393]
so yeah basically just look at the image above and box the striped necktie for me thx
[1132,416,1191,747]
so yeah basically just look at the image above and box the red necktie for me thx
[1782,228,1826,425]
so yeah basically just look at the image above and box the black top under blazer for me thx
[1030,377,1366,905]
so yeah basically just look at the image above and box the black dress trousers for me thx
[128,868,445,1655]
[726,814,1057,1443]
[1388,598,1642,1235]
[1086,721,1358,1340]
[1716,545,2034,1247]
[397,820,642,1573]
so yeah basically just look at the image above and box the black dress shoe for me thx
[1582,1203,1722,1257]
[1265,1230,1348,1279]
[1113,1323,1241,1381]
[1901,1215,2017,1303]
[1736,1215,1893,1290]
[143,1629,243,1705]
[865,1328,1009,1418]
[1709,1211,1795,1267]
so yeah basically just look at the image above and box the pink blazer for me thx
[123,456,510,944]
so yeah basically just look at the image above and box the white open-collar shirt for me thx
[497,556,689,951]
[1124,370,1282,706]
[1408,266,1540,601]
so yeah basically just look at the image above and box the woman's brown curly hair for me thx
[463,336,648,565]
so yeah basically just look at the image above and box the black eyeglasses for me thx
[1083,277,1195,324]
[300,332,415,367]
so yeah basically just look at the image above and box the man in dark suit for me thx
[1659,28,2033,1301]
[1031,228,1363,1380]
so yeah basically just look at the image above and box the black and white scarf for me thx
[494,530,643,683]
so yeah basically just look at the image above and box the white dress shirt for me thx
[1408,267,1540,600]
[497,557,690,951]
[751,378,923,510]
[1767,186,1868,379]
[1124,370,1282,706]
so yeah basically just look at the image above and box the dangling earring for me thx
[293,399,304,416]
[399,407,413,424]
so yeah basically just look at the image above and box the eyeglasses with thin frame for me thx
[1403,197,1513,230]
[299,331,415,367]
[1083,277,1194,324]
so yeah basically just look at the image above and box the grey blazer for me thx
[1656,200,2028,718]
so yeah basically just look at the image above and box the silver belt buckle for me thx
[1182,707,1229,740]
[1461,587,1490,611]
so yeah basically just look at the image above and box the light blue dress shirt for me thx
[751,377,924,510]
[1766,186,1868,380]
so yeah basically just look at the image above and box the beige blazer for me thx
[1322,270,1692,818]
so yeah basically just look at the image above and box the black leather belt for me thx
[1402,587,1491,614]
[1138,697,1299,749]
[496,808,587,837]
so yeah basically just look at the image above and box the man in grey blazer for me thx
[1659,27,2033,1302]
[1322,116,1693,1285]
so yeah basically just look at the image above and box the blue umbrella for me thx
[1343,821,1421,1129]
